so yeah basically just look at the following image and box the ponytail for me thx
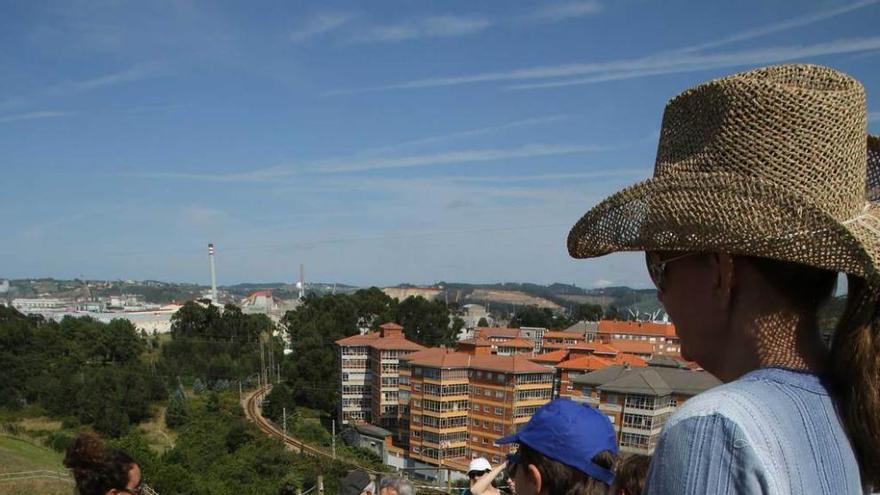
[63,432,135,495]
[830,275,880,487]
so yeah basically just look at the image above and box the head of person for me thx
[497,398,616,495]
[467,457,492,486]
[566,64,880,486]
[339,470,375,495]
[378,476,414,495]
[63,432,143,495]
[612,454,651,495]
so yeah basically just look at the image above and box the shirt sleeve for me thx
[644,413,771,495]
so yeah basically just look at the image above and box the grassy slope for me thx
[0,435,70,495]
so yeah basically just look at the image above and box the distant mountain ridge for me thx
[5,278,659,313]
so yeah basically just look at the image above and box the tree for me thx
[573,303,603,322]
[166,391,188,429]
[397,296,455,346]
[282,294,360,414]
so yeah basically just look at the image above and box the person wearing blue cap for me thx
[496,398,617,495]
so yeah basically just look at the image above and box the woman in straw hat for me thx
[568,64,879,494]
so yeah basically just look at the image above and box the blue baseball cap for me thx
[496,398,617,485]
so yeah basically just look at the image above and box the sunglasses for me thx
[645,251,700,292]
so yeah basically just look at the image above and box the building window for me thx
[483,405,490,413]
[495,391,504,399]
[413,446,421,454]
[494,424,502,432]
[494,407,503,416]
[607,415,616,424]
[492,456,501,464]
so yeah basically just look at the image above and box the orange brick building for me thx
[336,323,426,427]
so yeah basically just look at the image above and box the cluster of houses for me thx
[335,319,720,479]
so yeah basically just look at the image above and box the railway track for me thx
[243,387,458,494]
[243,387,374,469]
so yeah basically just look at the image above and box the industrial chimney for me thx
[208,243,218,303]
[298,263,305,300]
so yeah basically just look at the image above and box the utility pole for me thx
[332,419,336,459]
[283,407,287,445]
[260,340,266,388]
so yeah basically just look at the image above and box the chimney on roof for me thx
[379,322,404,338]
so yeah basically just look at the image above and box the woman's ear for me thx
[527,464,543,493]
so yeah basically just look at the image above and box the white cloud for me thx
[179,205,228,228]
[506,37,880,90]
[310,143,607,173]
[677,0,879,54]
[289,13,354,43]
[49,62,166,95]
[869,111,880,123]
[355,15,491,42]
[593,278,613,288]
[129,142,612,182]
[529,1,602,22]
[0,111,73,123]
[360,115,567,154]
[329,35,880,94]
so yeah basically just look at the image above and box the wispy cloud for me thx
[48,62,165,95]
[507,37,880,90]
[869,111,880,123]
[360,115,567,154]
[451,169,649,183]
[290,13,354,43]
[354,15,491,42]
[0,110,74,123]
[329,35,880,94]
[310,143,607,173]
[678,0,879,53]
[528,1,602,23]
[126,142,611,182]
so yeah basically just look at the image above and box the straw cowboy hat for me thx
[568,64,880,280]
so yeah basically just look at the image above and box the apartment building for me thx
[399,350,555,471]
[541,330,587,351]
[596,320,680,354]
[570,361,720,455]
[336,322,426,427]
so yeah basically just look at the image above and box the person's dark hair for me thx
[517,442,616,495]
[612,454,651,495]
[63,432,137,495]
[746,257,880,486]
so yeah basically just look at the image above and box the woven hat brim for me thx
[567,171,880,280]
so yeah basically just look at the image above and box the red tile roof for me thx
[567,342,620,356]
[475,327,522,339]
[555,355,613,371]
[528,350,571,364]
[613,353,649,367]
[609,340,656,355]
[380,322,404,331]
[598,320,677,338]
[405,351,553,374]
[457,337,493,347]
[498,338,534,349]
[334,331,426,351]
[543,331,585,339]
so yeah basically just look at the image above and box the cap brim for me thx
[495,433,519,445]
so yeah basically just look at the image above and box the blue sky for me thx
[2,0,879,288]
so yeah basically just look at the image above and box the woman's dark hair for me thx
[63,432,136,495]
[612,454,651,495]
[747,257,880,486]
[517,442,615,495]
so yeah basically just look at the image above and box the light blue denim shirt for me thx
[644,367,864,495]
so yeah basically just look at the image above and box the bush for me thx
[47,431,74,453]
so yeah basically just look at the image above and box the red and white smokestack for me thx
[208,243,218,303]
